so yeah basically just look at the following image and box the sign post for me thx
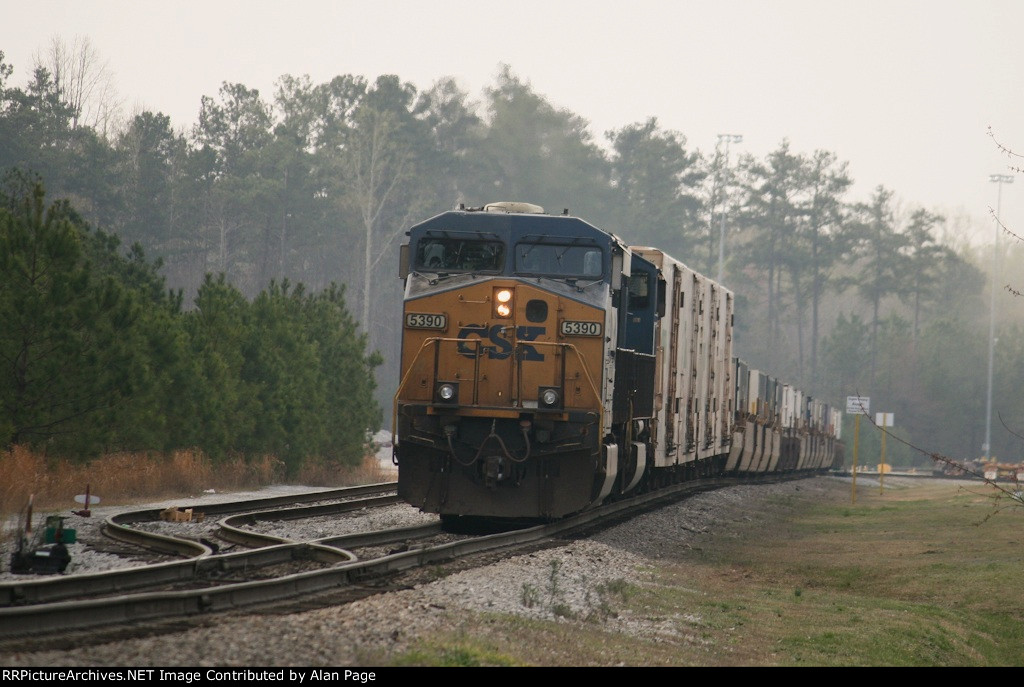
[853,415,860,503]
[846,397,870,504]
[875,412,894,494]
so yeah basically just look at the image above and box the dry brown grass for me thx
[295,453,394,486]
[0,445,390,532]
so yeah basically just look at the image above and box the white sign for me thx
[875,412,894,427]
[846,396,870,414]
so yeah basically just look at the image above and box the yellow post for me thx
[852,414,860,504]
[879,422,887,495]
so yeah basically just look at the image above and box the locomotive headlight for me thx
[493,288,513,319]
[539,387,561,409]
[436,382,458,404]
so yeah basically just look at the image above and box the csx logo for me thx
[457,325,545,361]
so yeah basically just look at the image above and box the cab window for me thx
[628,273,649,310]
[415,239,505,272]
[515,243,604,278]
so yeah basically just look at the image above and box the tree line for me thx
[0,176,381,471]
[0,43,1017,465]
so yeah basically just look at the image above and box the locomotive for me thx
[393,202,842,520]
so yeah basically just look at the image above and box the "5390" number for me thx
[560,320,602,337]
[406,313,447,329]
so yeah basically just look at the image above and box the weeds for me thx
[520,583,540,609]
[582,578,632,622]
[396,644,518,667]
[547,558,562,607]
[598,578,631,600]
[551,603,576,619]
[517,558,630,623]
[0,444,389,542]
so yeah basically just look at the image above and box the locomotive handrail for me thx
[391,336,483,444]
[512,339,604,447]
[391,336,605,452]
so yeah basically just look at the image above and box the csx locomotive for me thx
[393,202,841,520]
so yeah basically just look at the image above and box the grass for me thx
[391,640,520,667]
[388,478,1024,666]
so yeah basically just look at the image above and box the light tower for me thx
[984,173,1013,461]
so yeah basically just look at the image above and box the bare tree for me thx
[989,126,1024,174]
[342,106,421,329]
[34,35,123,137]
[986,128,1024,296]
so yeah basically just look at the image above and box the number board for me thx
[405,313,447,330]
[560,320,602,337]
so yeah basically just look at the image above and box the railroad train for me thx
[393,202,843,521]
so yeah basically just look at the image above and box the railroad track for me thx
[833,470,985,480]
[104,481,401,556]
[1,482,401,607]
[0,473,798,644]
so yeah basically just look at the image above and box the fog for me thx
[5,0,1023,238]
[4,0,1024,463]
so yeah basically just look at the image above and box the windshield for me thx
[415,238,505,272]
[514,243,604,278]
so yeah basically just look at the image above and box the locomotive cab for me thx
[394,204,620,519]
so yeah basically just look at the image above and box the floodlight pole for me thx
[985,174,1013,462]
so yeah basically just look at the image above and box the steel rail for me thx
[318,522,444,551]
[1,523,448,607]
[216,494,403,549]
[0,543,354,607]
[103,517,214,558]
[106,481,396,527]
[0,484,397,607]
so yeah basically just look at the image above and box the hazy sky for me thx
[5,0,1023,245]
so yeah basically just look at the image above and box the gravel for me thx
[246,504,438,541]
[1,476,859,666]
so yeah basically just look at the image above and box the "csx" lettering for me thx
[456,325,545,361]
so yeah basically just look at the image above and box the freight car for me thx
[393,202,841,520]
